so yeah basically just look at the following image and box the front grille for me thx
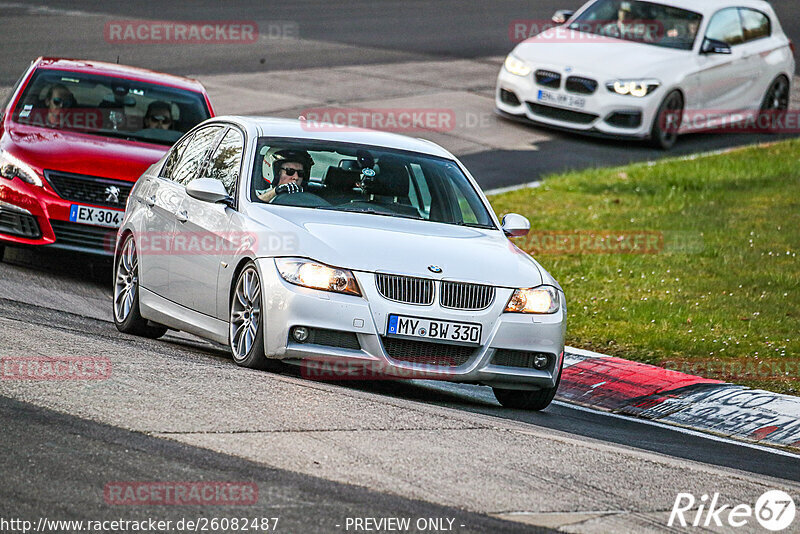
[50,220,116,252]
[381,336,475,367]
[0,208,40,238]
[526,102,599,125]
[375,273,434,305]
[440,281,495,310]
[565,76,598,95]
[301,328,361,350]
[535,69,561,89]
[45,170,132,209]
[492,349,554,370]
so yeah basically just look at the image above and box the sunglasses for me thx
[147,115,172,125]
[280,167,306,178]
[50,97,73,107]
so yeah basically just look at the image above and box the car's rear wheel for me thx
[492,372,562,411]
[113,235,168,338]
[0,244,5,262]
[229,263,278,370]
[650,90,683,150]
[759,75,790,133]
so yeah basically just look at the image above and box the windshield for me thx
[251,138,496,229]
[11,69,211,145]
[569,0,702,50]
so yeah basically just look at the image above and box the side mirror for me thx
[501,213,530,237]
[552,10,575,24]
[186,178,231,204]
[701,38,731,55]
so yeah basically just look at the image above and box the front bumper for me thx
[257,258,566,389]
[0,174,122,256]
[495,66,661,139]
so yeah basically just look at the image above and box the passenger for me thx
[143,101,173,130]
[256,149,315,203]
[44,84,75,127]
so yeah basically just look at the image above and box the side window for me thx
[160,133,193,180]
[740,9,770,42]
[204,128,244,196]
[1,71,27,117]
[171,125,223,186]
[705,8,744,46]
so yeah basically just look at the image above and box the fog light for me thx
[533,353,549,370]
[292,326,309,342]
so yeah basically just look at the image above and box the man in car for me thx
[143,101,173,130]
[44,84,75,127]
[256,149,314,203]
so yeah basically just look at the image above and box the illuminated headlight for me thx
[0,151,43,187]
[606,79,660,97]
[505,286,560,314]
[275,258,361,296]
[504,54,532,77]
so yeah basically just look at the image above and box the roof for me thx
[622,0,774,15]
[222,116,455,159]
[32,57,207,93]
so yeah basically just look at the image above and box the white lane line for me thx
[484,180,541,196]
[553,400,800,459]
[0,1,95,16]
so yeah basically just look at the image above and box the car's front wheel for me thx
[229,263,278,370]
[492,373,562,411]
[113,235,168,338]
[650,90,684,150]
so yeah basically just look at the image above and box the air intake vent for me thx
[45,170,132,209]
[375,273,434,305]
[440,281,495,310]
[565,76,598,95]
[381,337,475,367]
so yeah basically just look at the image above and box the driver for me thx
[256,149,315,203]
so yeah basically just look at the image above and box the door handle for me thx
[176,210,188,223]
[144,194,156,207]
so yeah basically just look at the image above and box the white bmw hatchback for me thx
[113,117,567,410]
[496,0,795,148]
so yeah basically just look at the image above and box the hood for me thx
[4,123,168,182]
[247,206,545,288]
[514,29,688,79]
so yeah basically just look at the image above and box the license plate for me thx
[69,204,124,228]
[537,89,586,109]
[387,314,482,345]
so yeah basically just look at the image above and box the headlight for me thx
[0,151,43,187]
[505,286,560,314]
[275,257,361,296]
[606,79,660,97]
[504,54,532,77]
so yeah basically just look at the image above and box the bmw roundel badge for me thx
[428,265,442,273]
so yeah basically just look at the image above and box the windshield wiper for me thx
[451,221,496,229]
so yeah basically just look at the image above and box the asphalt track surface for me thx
[2,2,800,532]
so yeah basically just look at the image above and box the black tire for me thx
[0,244,5,262]
[493,371,562,411]
[759,75,790,134]
[229,263,278,370]
[649,90,684,150]
[113,235,168,339]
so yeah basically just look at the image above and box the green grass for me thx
[489,140,800,394]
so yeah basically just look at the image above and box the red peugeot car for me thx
[0,57,214,258]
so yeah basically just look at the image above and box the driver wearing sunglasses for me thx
[44,84,75,127]
[143,101,173,130]
[256,149,314,203]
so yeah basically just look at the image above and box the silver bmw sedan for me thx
[113,116,566,410]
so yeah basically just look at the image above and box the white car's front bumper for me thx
[496,65,663,139]
[257,258,566,390]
